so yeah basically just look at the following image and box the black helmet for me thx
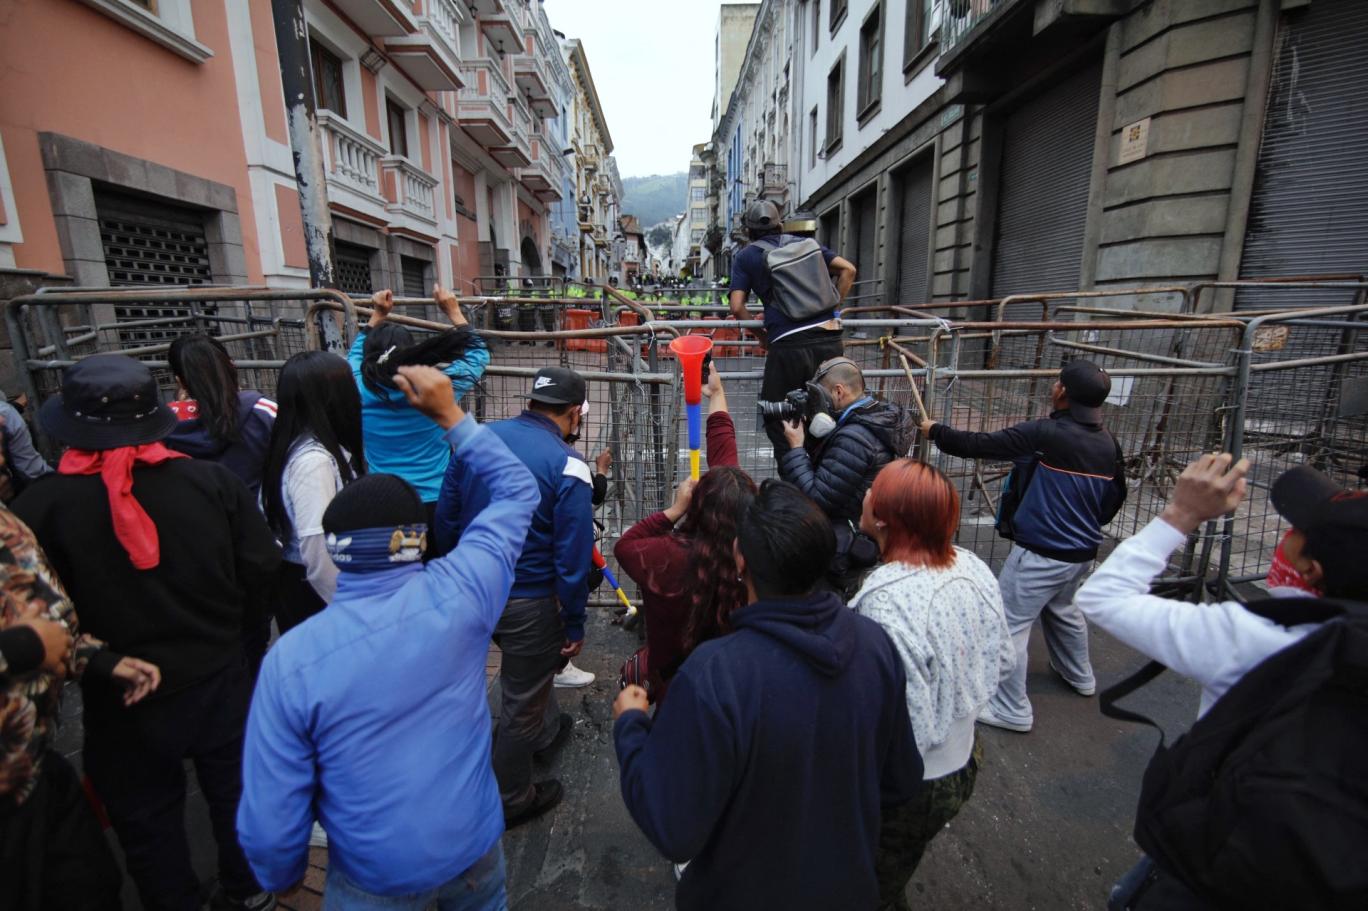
[743,200,782,232]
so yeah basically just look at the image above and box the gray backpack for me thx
[760,235,841,323]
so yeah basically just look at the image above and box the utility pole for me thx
[270,0,344,351]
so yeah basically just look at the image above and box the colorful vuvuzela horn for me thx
[593,544,635,619]
[669,335,714,481]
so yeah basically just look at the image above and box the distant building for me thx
[0,0,597,308]
[561,37,623,282]
[694,0,1368,313]
[712,5,763,131]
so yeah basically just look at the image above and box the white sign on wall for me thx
[1118,117,1151,165]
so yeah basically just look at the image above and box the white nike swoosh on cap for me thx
[534,376,555,389]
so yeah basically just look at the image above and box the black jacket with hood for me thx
[779,397,906,524]
[614,591,923,910]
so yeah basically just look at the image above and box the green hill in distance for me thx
[621,172,687,229]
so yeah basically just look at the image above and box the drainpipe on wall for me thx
[270,0,343,350]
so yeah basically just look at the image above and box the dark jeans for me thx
[1109,856,1213,910]
[491,596,564,814]
[81,663,262,911]
[876,739,982,911]
[276,560,325,634]
[760,329,845,456]
[0,751,122,911]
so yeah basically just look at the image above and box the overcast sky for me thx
[542,0,723,178]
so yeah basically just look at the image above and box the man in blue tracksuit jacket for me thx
[920,359,1126,733]
[236,366,538,907]
[435,365,594,826]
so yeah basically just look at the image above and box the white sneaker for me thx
[553,660,595,688]
[309,822,328,848]
[976,705,1033,733]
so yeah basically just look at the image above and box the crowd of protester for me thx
[0,260,1363,911]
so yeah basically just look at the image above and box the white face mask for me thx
[809,412,838,438]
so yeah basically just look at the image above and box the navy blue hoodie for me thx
[614,591,923,910]
[166,391,276,498]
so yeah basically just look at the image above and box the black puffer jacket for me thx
[780,399,903,523]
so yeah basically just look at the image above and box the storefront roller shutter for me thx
[849,187,878,305]
[896,156,934,307]
[991,60,1103,314]
[1237,0,1368,312]
[401,256,428,298]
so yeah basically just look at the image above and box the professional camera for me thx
[756,387,812,420]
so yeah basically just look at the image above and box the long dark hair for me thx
[168,334,240,443]
[360,324,485,400]
[262,351,365,539]
[680,466,758,651]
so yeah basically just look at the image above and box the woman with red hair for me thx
[614,365,756,706]
[851,458,1014,910]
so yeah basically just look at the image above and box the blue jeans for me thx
[323,841,507,910]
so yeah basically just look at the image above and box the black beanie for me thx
[323,474,426,535]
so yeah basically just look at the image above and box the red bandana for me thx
[58,443,188,569]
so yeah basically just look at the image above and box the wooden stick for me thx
[897,354,929,419]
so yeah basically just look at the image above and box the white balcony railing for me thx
[421,0,461,48]
[319,112,386,202]
[381,155,438,223]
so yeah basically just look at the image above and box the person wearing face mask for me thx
[778,357,913,598]
[433,366,593,828]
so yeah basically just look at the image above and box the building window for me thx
[829,0,847,32]
[310,39,347,117]
[386,98,409,158]
[809,106,819,168]
[691,186,707,201]
[691,229,705,243]
[76,0,212,63]
[857,3,882,121]
[825,55,844,153]
[810,0,821,54]
[692,206,708,223]
[904,0,939,71]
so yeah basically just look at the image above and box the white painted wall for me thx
[794,0,945,201]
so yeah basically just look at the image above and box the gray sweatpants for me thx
[985,544,1096,727]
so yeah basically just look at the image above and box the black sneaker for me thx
[533,713,574,765]
[504,779,563,830]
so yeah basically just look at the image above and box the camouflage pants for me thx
[875,738,983,911]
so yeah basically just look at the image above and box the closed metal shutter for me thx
[895,155,933,307]
[97,193,212,288]
[991,60,1103,312]
[401,256,428,298]
[849,187,878,306]
[1237,0,1368,312]
[334,241,374,296]
[94,191,213,346]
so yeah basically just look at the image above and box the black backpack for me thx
[1102,597,1368,910]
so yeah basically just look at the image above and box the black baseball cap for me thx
[1272,465,1368,598]
[1060,360,1111,423]
[528,366,586,406]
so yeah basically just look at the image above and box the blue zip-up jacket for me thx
[930,409,1126,563]
[614,592,923,910]
[348,327,490,502]
[434,410,593,642]
[236,417,537,896]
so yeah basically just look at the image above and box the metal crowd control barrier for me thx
[5,281,1364,605]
